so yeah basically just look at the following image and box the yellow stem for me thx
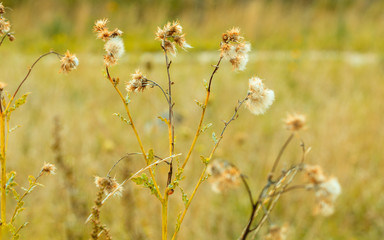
[162,196,168,240]
[0,114,6,236]
[171,167,207,240]
[182,91,210,170]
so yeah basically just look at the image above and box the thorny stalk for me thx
[171,97,247,240]
[105,66,162,200]
[182,57,223,169]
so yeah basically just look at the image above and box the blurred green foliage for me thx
[3,0,384,53]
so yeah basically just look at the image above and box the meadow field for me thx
[0,0,383,239]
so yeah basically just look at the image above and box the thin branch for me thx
[172,98,247,240]
[0,33,9,47]
[107,152,167,177]
[145,79,169,103]
[240,174,254,206]
[181,57,223,169]
[268,133,294,181]
[105,65,163,200]
[5,51,64,112]
[161,46,175,188]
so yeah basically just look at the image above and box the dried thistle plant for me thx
[88,18,341,240]
[0,4,78,237]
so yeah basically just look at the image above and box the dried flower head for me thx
[94,176,123,196]
[41,162,56,175]
[60,50,79,73]
[0,17,11,35]
[94,18,123,42]
[284,113,306,131]
[264,224,288,240]
[305,165,342,216]
[104,37,125,66]
[93,18,108,33]
[0,82,7,90]
[155,20,192,56]
[207,159,241,193]
[220,27,250,71]
[304,165,327,184]
[0,3,5,14]
[245,77,275,115]
[126,70,148,92]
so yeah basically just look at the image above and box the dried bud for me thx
[41,162,56,175]
[220,27,250,71]
[7,34,15,41]
[126,70,148,92]
[0,82,7,90]
[93,18,109,33]
[207,159,241,193]
[0,3,4,14]
[94,176,123,196]
[60,50,79,73]
[284,113,306,131]
[155,20,192,56]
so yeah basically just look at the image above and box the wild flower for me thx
[41,162,57,175]
[220,27,251,71]
[284,113,306,131]
[60,50,79,73]
[305,165,342,216]
[95,176,123,196]
[104,37,125,66]
[126,69,148,92]
[264,225,288,240]
[207,159,241,193]
[155,20,192,56]
[245,77,275,115]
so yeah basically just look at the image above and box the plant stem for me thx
[4,51,63,113]
[182,57,223,169]
[268,133,294,181]
[172,98,246,239]
[0,114,6,237]
[161,197,168,240]
[105,66,162,200]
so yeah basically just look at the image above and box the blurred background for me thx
[1,0,384,239]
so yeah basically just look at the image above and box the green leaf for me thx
[131,173,160,199]
[9,125,22,133]
[203,79,209,91]
[212,132,218,144]
[7,93,31,116]
[200,156,210,165]
[179,187,189,206]
[157,116,169,125]
[113,113,131,125]
[147,149,154,164]
[194,100,205,109]
[125,93,131,104]
[199,123,212,134]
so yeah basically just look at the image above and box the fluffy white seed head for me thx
[245,77,275,115]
